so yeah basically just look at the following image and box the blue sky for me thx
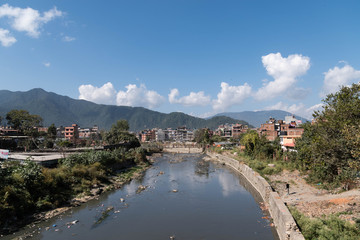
[1,0,360,119]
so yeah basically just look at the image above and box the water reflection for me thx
[5,153,278,240]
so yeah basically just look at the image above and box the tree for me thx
[241,130,260,156]
[296,83,360,185]
[6,110,43,135]
[104,120,139,147]
[47,124,57,139]
[194,128,211,144]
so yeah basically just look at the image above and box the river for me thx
[7,153,278,240]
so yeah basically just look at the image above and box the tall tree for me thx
[47,124,57,139]
[241,130,260,156]
[104,120,139,147]
[296,83,360,185]
[6,110,43,135]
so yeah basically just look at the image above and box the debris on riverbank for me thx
[1,164,150,237]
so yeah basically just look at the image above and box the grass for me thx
[289,207,360,240]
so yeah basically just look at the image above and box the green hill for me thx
[0,89,250,131]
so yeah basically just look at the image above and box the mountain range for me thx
[0,89,249,131]
[0,89,307,131]
[213,111,308,128]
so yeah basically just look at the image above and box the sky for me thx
[1,0,360,120]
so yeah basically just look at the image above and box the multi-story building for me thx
[140,129,156,142]
[65,124,79,142]
[259,117,304,150]
[232,123,248,138]
[215,123,248,139]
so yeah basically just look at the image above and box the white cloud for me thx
[0,4,62,38]
[0,28,16,46]
[168,88,211,106]
[43,62,50,67]
[63,35,75,42]
[212,82,252,112]
[264,102,323,120]
[79,82,117,105]
[255,53,310,100]
[286,87,311,100]
[321,65,360,97]
[116,84,165,109]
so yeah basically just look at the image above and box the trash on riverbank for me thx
[66,220,79,226]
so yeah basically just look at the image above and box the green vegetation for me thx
[0,88,250,131]
[0,119,151,234]
[290,207,360,240]
[194,128,212,144]
[6,109,43,134]
[104,120,140,148]
[0,147,148,233]
[233,84,360,189]
[295,83,360,188]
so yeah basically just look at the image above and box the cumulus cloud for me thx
[116,84,165,109]
[168,88,211,107]
[255,53,310,100]
[79,82,117,105]
[212,82,252,112]
[62,35,75,42]
[0,4,62,38]
[321,64,360,97]
[264,102,323,120]
[0,28,16,46]
[43,62,50,67]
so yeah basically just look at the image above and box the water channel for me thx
[8,153,278,240]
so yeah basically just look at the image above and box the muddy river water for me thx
[7,153,278,240]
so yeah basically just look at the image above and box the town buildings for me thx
[259,116,304,150]
[214,123,248,139]
[139,126,195,142]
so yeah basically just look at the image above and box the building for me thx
[259,117,304,150]
[65,124,79,142]
[215,123,248,139]
[232,123,248,138]
[140,129,156,142]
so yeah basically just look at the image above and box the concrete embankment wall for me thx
[163,147,203,154]
[207,152,304,240]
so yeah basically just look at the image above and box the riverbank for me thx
[1,162,151,238]
[208,150,360,239]
[268,170,360,223]
[8,152,277,240]
[206,151,304,240]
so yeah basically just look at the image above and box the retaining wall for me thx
[206,152,304,240]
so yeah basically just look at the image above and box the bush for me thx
[290,207,360,240]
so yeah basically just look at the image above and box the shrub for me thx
[290,207,360,240]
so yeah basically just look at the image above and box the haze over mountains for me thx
[0,89,307,131]
[213,111,308,128]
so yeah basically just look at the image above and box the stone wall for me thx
[206,152,304,240]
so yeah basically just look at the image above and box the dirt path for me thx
[268,170,360,223]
